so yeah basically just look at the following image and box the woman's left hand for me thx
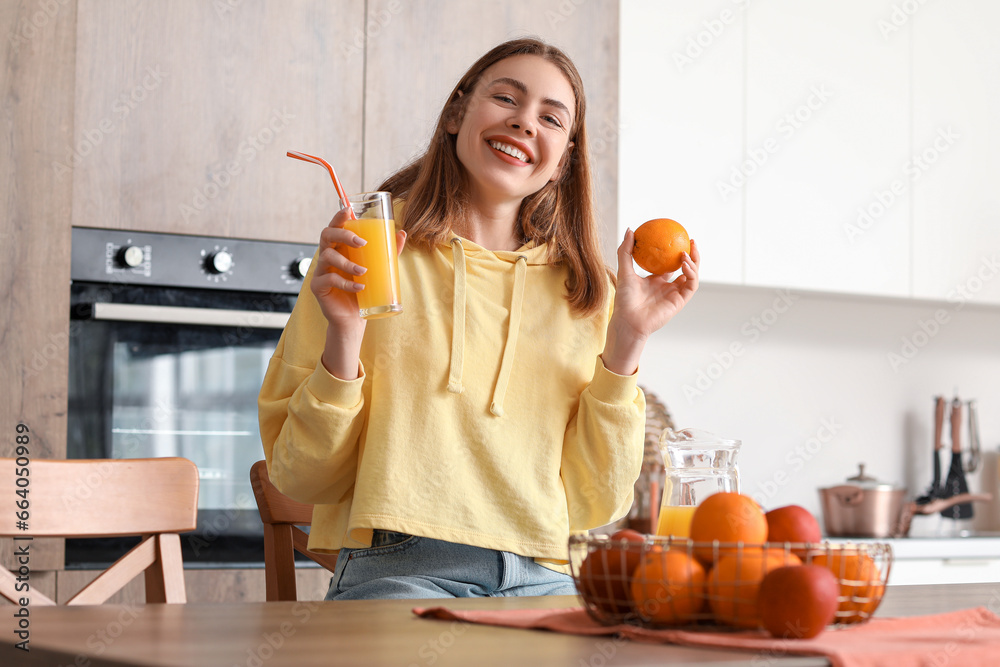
[602,230,700,375]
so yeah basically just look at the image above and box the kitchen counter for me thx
[827,535,1000,585]
[829,534,1000,559]
[876,581,1000,616]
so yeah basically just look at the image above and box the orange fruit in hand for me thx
[765,505,822,558]
[757,565,840,639]
[630,550,706,625]
[689,492,768,565]
[577,529,645,615]
[811,549,883,623]
[631,218,690,275]
[707,549,801,628]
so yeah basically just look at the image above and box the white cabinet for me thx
[744,1,910,297]
[828,537,1000,586]
[619,1,743,285]
[912,0,1000,306]
[619,0,998,305]
[889,558,1000,586]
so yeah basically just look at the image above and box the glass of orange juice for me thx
[343,192,402,319]
[656,428,742,539]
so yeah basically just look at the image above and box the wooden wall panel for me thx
[362,0,620,260]
[72,0,366,243]
[0,0,77,572]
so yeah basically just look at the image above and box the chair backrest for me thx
[249,460,338,601]
[0,457,198,605]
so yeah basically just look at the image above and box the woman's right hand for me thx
[310,208,370,331]
[311,208,406,380]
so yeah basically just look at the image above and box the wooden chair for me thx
[249,460,338,601]
[0,457,198,605]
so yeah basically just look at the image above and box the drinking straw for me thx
[286,151,357,219]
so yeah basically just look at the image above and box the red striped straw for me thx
[286,151,357,219]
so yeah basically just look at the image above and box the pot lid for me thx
[844,463,900,490]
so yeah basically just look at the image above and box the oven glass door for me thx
[67,285,296,566]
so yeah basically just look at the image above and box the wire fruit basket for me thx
[568,534,893,630]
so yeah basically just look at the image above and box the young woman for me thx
[259,38,700,600]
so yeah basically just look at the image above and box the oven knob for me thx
[291,257,312,279]
[116,245,144,268]
[206,250,233,274]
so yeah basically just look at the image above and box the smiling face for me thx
[448,54,576,210]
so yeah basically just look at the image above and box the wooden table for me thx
[2,584,994,666]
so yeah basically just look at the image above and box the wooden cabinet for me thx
[70,0,620,252]
[71,0,365,243]
[0,0,77,572]
[362,0,621,260]
[912,0,1000,306]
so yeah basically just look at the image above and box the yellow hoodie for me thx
[258,234,645,568]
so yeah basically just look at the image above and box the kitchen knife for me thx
[917,396,946,505]
[965,399,981,473]
[941,397,973,519]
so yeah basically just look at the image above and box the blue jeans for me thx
[326,530,578,600]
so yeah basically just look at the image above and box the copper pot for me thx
[820,463,993,538]
[819,464,905,538]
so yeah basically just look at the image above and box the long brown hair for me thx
[378,38,607,317]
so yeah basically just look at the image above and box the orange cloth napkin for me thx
[412,605,1000,667]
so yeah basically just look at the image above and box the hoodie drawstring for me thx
[490,255,527,417]
[446,238,527,417]
[447,238,466,394]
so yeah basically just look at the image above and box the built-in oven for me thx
[67,226,315,567]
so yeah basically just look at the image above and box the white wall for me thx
[636,282,1000,536]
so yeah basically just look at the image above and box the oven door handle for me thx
[88,302,290,329]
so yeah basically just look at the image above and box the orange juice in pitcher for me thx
[655,505,698,539]
[657,428,742,539]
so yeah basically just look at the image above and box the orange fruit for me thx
[632,218,690,275]
[811,549,883,623]
[757,565,840,639]
[630,550,706,625]
[765,505,822,558]
[577,530,646,615]
[707,549,801,628]
[689,492,768,565]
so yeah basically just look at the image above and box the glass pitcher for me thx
[656,428,742,538]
